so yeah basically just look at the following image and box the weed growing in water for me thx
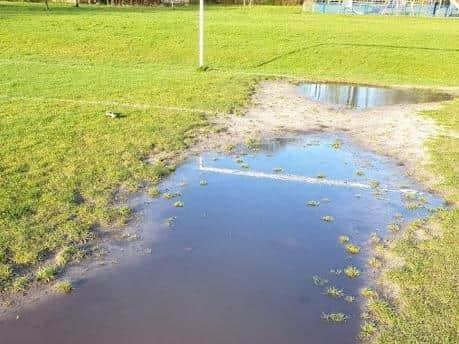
[356,171,365,176]
[225,144,235,152]
[163,191,181,199]
[346,244,361,254]
[368,257,382,270]
[321,312,349,323]
[199,180,208,186]
[331,140,343,149]
[387,223,401,233]
[235,157,244,164]
[163,192,173,200]
[339,235,350,244]
[174,201,184,208]
[246,138,261,151]
[369,232,382,245]
[307,200,320,207]
[165,217,176,227]
[148,187,161,198]
[369,180,380,189]
[330,269,342,276]
[344,266,360,279]
[360,287,378,299]
[312,275,329,287]
[36,265,59,283]
[322,215,335,222]
[344,295,356,303]
[317,173,326,179]
[273,167,283,173]
[325,286,344,298]
[54,280,73,294]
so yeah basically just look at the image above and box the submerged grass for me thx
[325,286,344,299]
[321,312,349,323]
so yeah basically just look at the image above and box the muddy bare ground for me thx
[0,80,456,321]
[192,81,456,193]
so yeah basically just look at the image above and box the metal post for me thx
[199,0,204,67]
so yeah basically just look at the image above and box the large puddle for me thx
[0,134,443,343]
[297,82,451,109]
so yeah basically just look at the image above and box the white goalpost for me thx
[199,0,204,67]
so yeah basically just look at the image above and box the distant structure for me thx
[161,0,189,6]
[312,0,459,16]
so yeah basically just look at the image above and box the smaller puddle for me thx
[297,82,451,109]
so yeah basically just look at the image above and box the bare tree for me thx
[44,0,49,10]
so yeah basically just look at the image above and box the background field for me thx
[0,2,458,341]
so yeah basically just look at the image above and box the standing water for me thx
[0,135,443,344]
[297,83,451,109]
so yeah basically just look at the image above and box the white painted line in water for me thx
[198,157,419,194]
[198,157,370,189]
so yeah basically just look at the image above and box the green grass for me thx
[367,100,459,343]
[0,4,457,330]
[35,265,59,283]
[54,279,73,294]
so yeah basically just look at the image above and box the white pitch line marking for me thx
[198,157,419,194]
[0,95,214,115]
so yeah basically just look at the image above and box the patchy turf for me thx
[366,100,459,343]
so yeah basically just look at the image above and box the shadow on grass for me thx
[254,42,459,68]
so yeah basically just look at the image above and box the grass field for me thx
[0,2,458,341]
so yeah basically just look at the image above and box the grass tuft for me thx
[307,200,320,207]
[36,265,59,283]
[343,266,360,279]
[312,275,329,287]
[321,215,335,222]
[325,286,344,299]
[360,287,379,299]
[321,312,349,323]
[54,280,73,294]
[345,243,361,254]
[387,223,401,233]
[338,235,350,244]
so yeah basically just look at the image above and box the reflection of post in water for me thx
[345,85,355,106]
[313,83,322,101]
[350,86,359,107]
